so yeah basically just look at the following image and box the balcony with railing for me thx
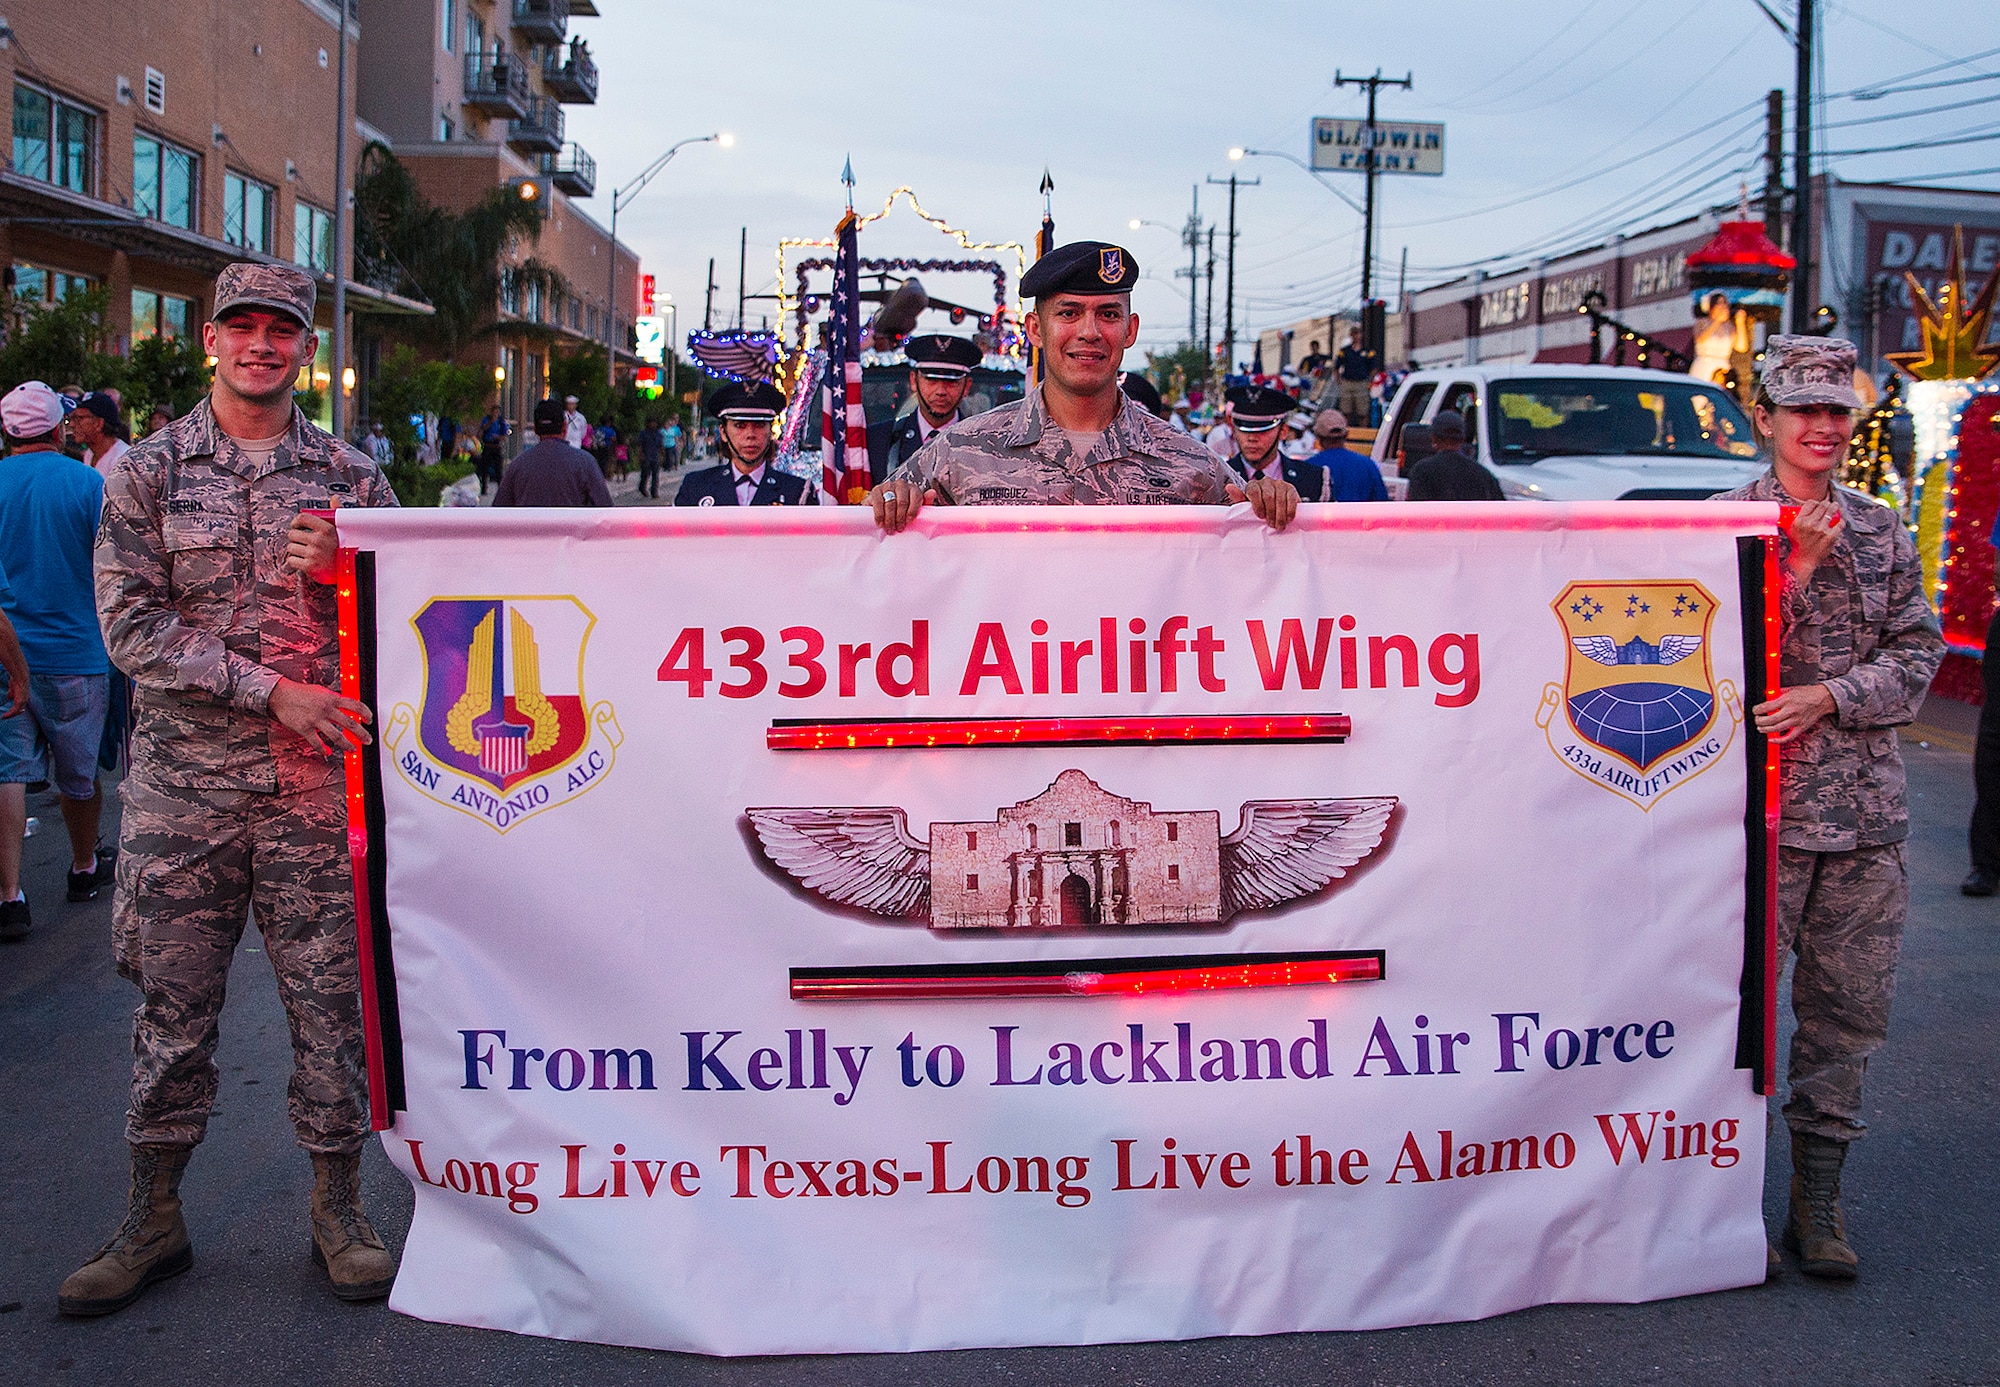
[511,0,567,45]
[507,95,565,155]
[464,48,529,118]
[543,143,596,198]
[542,38,598,104]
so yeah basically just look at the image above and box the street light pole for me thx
[1791,0,1815,334]
[1333,69,1413,310]
[605,132,728,392]
[330,0,350,440]
[1205,171,1258,373]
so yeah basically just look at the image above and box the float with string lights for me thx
[686,329,783,384]
[1882,227,2000,702]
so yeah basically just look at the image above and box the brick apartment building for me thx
[357,0,640,433]
[1,0,639,437]
[0,0,431,424]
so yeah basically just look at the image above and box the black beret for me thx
[1119,371,1164,416]
[904,334,983,377]
[1019,240,1139,299]
[704,379,788,420]
[1225,384,1298,431]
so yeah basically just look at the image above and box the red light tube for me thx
[790,950,1383,1001]
[768,713,1350,751]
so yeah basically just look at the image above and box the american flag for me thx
[820,210,869,503]
[479,722,528,778]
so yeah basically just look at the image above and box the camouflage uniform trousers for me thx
[1776,842,1907,1143]
[113,775,367,1154]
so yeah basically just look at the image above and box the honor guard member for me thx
[1717,335,1942,1282]
[69,262,400,1316]
[866,333,983,486]
[868,240,1297,530]
[1222,385,1331,502]
[674,380,818,507]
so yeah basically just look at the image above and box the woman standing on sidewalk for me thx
[1717,335,1943,1281]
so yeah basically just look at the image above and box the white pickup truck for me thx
[1371,364,1766,500]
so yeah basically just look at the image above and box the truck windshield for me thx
[1490,378,1759,463]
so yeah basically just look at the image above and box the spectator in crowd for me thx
[1280,409,1317,461]
[1169,397,1194,434]
[662,416,684,472]
[365,420,392,465]
[1205,405,1235,461]
[1405,409,1504,502]
[476,408,508,495]
[1118,371,1169,421]
[145,406,172,438]
[562,394,590,449]
[436,413,458,464]
[1297,338,1331,385]
[69,392,131,477]
[1334,327,1375,424]
[0,379,115,943]
[1306,410,1388,502]
[1716,334,1942,1282]
[69,262,402,1316]
[494,397,612,508]
[637,417,665,499]
[595,418,622,481]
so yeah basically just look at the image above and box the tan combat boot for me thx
[1784,1131,1860,1280]
[309,1150,398,1301]
[58,1143,195,1316]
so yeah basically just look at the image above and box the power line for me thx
[1823,124,2000,159]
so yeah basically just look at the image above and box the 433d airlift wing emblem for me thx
[747,769,1396,929]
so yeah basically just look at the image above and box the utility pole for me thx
[703,257,716,331]
[1763,88,1785,244]
[1171,185,1201,347]
[736,226,747,330]
[1203,226,1216,367]
[1206,171,1259,372]
[1791,0,1815,333]
[1334,68,1413,312]
[329,0,350,440]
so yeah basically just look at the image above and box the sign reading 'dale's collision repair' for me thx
[334,502,1780,1357]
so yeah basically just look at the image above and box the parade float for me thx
[1684,217,1795,406]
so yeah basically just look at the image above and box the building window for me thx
[13,82,97,194]
[293,202,334,273]
[500,269,520,315]
[965,831,977,851]
[568,297,580,330]
[442,0,456,52]
[1026,824,1037,849]
[965,873,979,892]
[132,289,194,341]
[12,263,98,307]
[465,12,484,58]
[133,133,198,230]
[585,304,598,339]
[1167,864,1180,882]
[1064,822,1082,847]
[223,172,272,252]
[1166,822,1179,842]
[525,277,543,323]
[438,114,455,142]
[1108,821,1120,847]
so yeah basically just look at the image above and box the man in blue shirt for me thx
[0,380,115,940]
[1305,410,1388,502]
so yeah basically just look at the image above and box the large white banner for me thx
[336,502,1778,1356]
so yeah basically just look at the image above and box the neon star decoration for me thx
[1887,225,2000,383]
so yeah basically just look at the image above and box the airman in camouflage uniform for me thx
[871,239,1297,531]
[61,263,400,1318]
[1718,334,1943,1281]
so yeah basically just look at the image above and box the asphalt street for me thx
[0,704,1993,1386]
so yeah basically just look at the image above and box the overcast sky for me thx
[561,1,1999,369]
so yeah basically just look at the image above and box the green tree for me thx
[353,142,565,360]
[1143,343,1210,400]
[0,288,125,397]
[122,333,212,419]
[369,344,494,504]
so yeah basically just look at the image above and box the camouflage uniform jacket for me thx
[96,399,399,794]
[891,386,1237,505]
[1718,470,1943,850]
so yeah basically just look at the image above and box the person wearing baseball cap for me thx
[1219,384,1329,502]
[68,392,130,477]
[866,333,983,486]
[1715,334,1942,1282]
[1304,409,1388,502]
[66,261,403,1316]
[867,239,1297,532]
[675,380,817,507]
[0,376,114,945]
[491,396,613,508]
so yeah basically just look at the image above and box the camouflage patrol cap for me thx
[1758,334,1862,409]
[212,261,316,328]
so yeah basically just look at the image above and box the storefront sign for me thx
[1311,119,1446,176]
[336,503,1777,1356]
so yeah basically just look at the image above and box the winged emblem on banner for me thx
[747,770,1396,930]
